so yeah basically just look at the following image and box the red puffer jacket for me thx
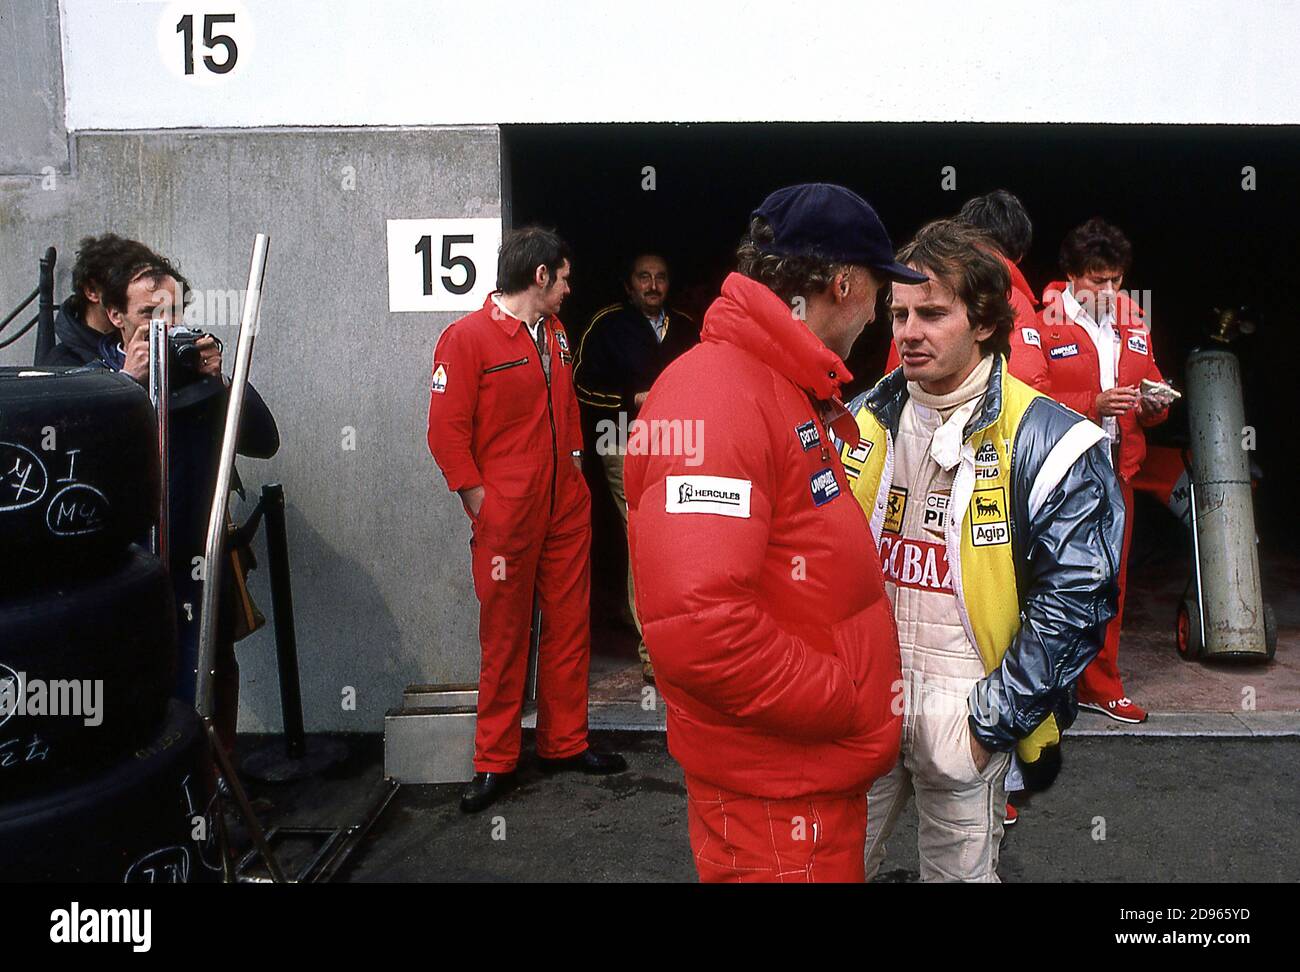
[625,272,902,799]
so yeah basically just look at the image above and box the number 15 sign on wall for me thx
[386,218,502,313]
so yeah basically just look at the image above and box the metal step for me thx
[384,683,481,784]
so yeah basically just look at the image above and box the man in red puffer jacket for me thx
[625,184,920,882]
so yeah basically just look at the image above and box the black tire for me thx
[0,700,221,882]
[0,545,175,797]
[1176,597,1203,661]
[0,366,159,590]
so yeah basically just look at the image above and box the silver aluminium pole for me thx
[148,319,170,563]
[195,234,269,717]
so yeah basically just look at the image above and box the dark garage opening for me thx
[504,122,1300,679]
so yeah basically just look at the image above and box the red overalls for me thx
[427,293,592,772]
[1006,284,1169,701]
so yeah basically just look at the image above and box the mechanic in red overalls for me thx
[1008,218,1168,724]
[428,227,626,813]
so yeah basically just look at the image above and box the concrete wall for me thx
[2,4,500,732]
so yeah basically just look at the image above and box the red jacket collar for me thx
[483,291,553,338]
[703,273,853,399]
[702,273,860,445]
[1003,256,1036,307]
[1041,280,1146,329]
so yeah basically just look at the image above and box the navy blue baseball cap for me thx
[752,183,928,284]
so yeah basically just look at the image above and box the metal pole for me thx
[148,319,170,563]
[261,483,307,759]
[195,234,269,717]
[34,247,57,364]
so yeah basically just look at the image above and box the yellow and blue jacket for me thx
[842,355,1125,782]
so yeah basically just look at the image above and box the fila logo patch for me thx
[809,467,840,507]
[879,534,954,594]
[1021,327,1041,348]
[665,475,751,518]
[431,362,448,394]
[883,487,908,534]
[970,486,1010,546]
[795,420,821,452]
[1127,332,1149,355]
[1049,343,1080,359]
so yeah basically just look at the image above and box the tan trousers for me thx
[600,450,648,664]
[864,669,1011,882]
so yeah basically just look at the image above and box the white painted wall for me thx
[61,0,1300,130]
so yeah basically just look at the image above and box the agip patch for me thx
[970,486,1009,547]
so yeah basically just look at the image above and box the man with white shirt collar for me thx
[1008,217,1169,724]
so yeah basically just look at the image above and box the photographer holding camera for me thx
[42,236,279,755]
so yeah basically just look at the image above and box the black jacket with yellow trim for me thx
[573,302,698,416]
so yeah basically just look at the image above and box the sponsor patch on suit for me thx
[795,420,822,452]
[809,467,840,507]
[665,475,751,518]
[883,487,908,534]
[1127,332,1149,355]
[841,439,873,479]
[1021,327,1041,348]
[970,486,1010,546]
[923,490,950,535]
[1049,343,1080,359]
[431,362,448,394]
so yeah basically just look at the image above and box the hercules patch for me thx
[809,467,840,507]
[665,475,751,518]
[431,362,448,394]
[884,487,908,534]
[970,486,1010,546]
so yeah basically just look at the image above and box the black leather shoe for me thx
[459,771,517,813]
[538,748,627,775]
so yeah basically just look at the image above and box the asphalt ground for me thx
[246,730,1300,883]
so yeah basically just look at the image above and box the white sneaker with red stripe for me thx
[1078,696,1148,724]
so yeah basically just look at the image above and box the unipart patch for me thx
[879,535,954,594]
[970,486,1010,546]
[795,420,821,452]
[431,362,448,394]
[1127,332,1149,355]
[1049,343,1080,359]
[883,487,908,534]
[809,467,840,507]
[665,475,751,518]
[1021,327,1041,348]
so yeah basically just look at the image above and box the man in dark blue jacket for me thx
[574,253,698,682]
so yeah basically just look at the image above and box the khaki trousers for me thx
[600,450,648,664]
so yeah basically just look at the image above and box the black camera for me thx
[169,326,222,374]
